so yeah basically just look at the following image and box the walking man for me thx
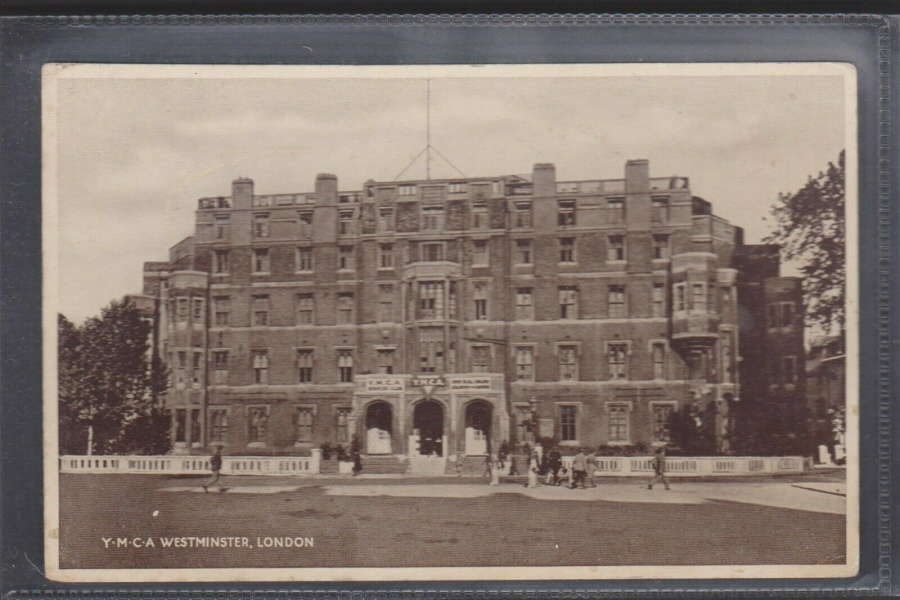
[203,446,224,493]
[570,448,588,489]
[586,450,599,488]
[648,446,671,490]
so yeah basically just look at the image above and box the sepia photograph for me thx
[42,63,858,582]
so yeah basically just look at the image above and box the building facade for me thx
[134,159,803,457]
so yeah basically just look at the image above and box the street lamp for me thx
[528,396,539,447]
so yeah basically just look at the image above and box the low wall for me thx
[60,450,321,476]
[557,455,808,477]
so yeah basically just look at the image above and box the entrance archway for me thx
[365,401,393,455]
[412,400,444,456]
[465,400,492,456]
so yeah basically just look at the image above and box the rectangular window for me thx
[559,287,578,320]
[471,345,490,373]
[336,408,351,443]
[214,215,230,240]
[422,206,445,231]
[337,293,354,324]
[608,343,628,380]
[247,406,268,443]
[338,246,354,270]
[449,182,467,194]
[515,239,532,265]
[515,346,534,381]
[252,295,270,326]
[214,250,230,274]
[559,238,575,263]
[377,349,395,374]
[514,202,533,228]
[177,350,187,370]
[448,282,458,320]
[191,352,202,387]
[559,405,577,442]
[378,208,394,232]
[652,284,665,317]
[473,240,488,265]
[338,350,354,383]
[419,281,445,320]
[651,197,669,223]
[422,242,444,262]
[607,198,625,225]
[559,345,578,381]
[474,283,488,320]
[398,184,416,196]
[558,199,576,226]
[653,235,670,260]
[190,408,202,444]
[608,285,626,318]
[692,283,707,311]
[378,285,394,322]
[297,349,314,383]
[297,247,313,271]
[297,294,314,325]
[652,343,666,379]
[192,298,203,324]
[253,213,270,238]
[175,409,187,443]
[295,407,314,443]
[251,350,269,384]
[515,289,534,320]
[213,296,230,326]
[419,328,445,373]
[769,301,796,328]
[608,404,629,442]
[298,210,313,236]
[177,298,189,322]
[652,404,673,442]
[472,203,487,229]
[607,235,625,262]
[339,211,354,235]
[212,350,229,385]
[379,244,394,269]
[674,283,686,312]
[783,356,797,383]
[209,409,228,443]
[253,248,270,273]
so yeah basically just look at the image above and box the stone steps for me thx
[406,456,446,477]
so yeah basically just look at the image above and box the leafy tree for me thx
[764,151,845,332]
[58,298,170,455]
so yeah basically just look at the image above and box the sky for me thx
[51,67,848,324]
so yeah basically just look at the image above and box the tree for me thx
[58,298,170,455]
[764,151,845,332]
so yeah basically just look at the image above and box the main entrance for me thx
[465,400,492,456]
[412,400,444,457]
[365,401,393,455]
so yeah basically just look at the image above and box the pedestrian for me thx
[648,446,671,490]
[507,454,520,477]
[586,450,599,488]
[527,453,539,488]
[570,448,588,489]
[352,450,363,476]
[541,452,551,484]
[490,455,500,486]
[549,448,562,485]
[203,446,223,493]
[483,453,493,478]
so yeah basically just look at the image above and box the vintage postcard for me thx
[42,63,859,582]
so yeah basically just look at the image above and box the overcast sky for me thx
[52,69,847,323]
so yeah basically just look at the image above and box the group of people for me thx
[521,446,670,490]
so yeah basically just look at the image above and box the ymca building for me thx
[134,159,804,458]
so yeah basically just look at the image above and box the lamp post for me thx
[528,396,539,446]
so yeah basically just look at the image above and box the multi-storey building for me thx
[133,159,803,458]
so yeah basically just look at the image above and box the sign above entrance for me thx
[447,375,493,392]
[411,375,447,399]
[363,377,405,392]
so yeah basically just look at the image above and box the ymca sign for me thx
[411,376,447,398]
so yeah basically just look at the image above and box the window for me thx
[653,235,670,260]
[253,248,270,273]
[422,242,444,262]
[214,215,230,240]
[377,349,395,374]
[419,281,445,319]
[177,350,188,370]
[398,184,416,196]
[474,283,488,320]
[419,328,445,373]
[559,405,578,442]
[339,211,354,235]
[768,302,796,328]
[212,350,229,385]
[248,406,268,444]
[674,283,686,312]
[295,407,314,443]
[692,283,707,311]
[422,206,445,231]
[379,244,394,269]
[191,408,201,444]
[559,238,575,263]
[338,246,354,270]
[378,285,394,322]
[515,289,534,320]
[449,182,467,194]
[559,287,578,320]
[721,333,733,383]
[448,282,458,319]
[608,343,628,380]
[608,285,626,318]
[514,202,532,228]
[515,346,534,381]
[607,198,625,224]
[251,350,269,384]
[378,208,394,232]
[652,284,666,317]
[252,295,270,326]
[472,203,487,229]
[607,235,625,262]
[177,298,189,322]
[783,356,797,383]
[209,409,228,443]
[472,346,490,373]
[338,350,354,383]
[297,350,314,383]
[608,404,629,442]
[652,343,666,379]
[473,240,488,265]
[192,352,202,387]
[298,210,313,236]
[297,294,314,325]
[175,409,186,443]
[253,213,270,238]
[337,293,354,324]
[214,250,230,274]
[559,345,578,381]
[211,297,229,327]
[192,298,203,324]
[297,247,313,271]
[651,196,669,223]
[336,408,351,443]
[558,199,576,226]
[652,404,673,442]
[515,239,532,265]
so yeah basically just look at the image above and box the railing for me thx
[559,455,807,477]
[61,451,321,476]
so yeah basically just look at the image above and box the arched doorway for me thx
[465,400,492,456]
[365,401,393,455]
[412,400,444,457]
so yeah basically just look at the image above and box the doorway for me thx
[465,400,492,456]
[412,400,444,457]
[365,401,393,455]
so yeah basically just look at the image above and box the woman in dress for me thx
[527,452,539,489]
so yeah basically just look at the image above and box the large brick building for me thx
[134,159,804,458]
